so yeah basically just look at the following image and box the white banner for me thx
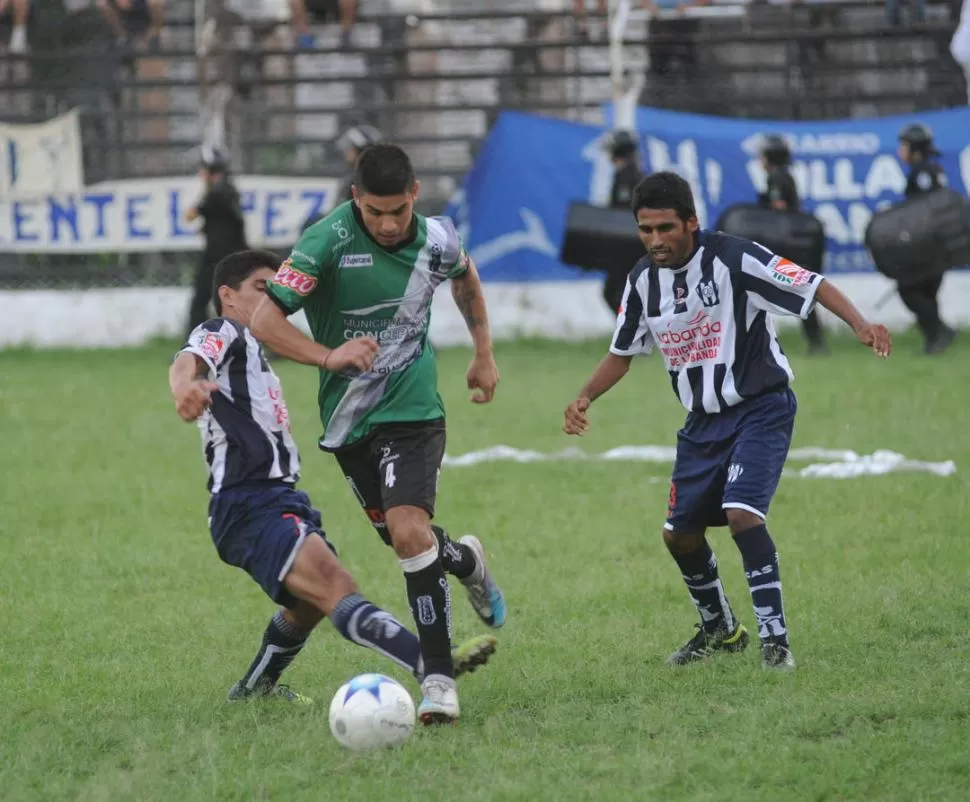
[0,110,85,197]
[0,175,340,253]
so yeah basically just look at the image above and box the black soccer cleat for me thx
[761,641,796,671]
[666,620,749,666]
[228,677,313,704]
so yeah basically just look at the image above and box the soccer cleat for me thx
[453,634,498,677]
[228,677,313,704]
[418,674,460,725]
[761,642,796,670]
[458,535,507,628]
[666,621,749,666]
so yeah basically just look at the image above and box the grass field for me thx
[2,332,969,802]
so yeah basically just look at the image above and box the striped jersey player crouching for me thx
[168,250,496,704]
[563,172,892,670]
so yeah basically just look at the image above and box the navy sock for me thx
[668,540,736,633]
[432,525,476,580]
[734,524,789,647]
[239,609,310,690]
[330,593,424,679]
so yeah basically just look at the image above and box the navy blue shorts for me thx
[665,389,796,532]
[208,483,333,608]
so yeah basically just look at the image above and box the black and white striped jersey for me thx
[610,231,823,414]
[179,319,300,493]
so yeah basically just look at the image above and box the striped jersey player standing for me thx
[169,250,496,703]
[250,144,506,724]
[563,172,892,669]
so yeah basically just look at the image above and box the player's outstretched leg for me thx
[727,511,795,670]
[432,525,507,629]
[228,604,320,703]
[663,528,749,666]
[388,508,459,726]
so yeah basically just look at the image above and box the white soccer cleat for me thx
[417,674,460,725]
[458,535,507,629]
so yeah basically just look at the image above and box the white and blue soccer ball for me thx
[328,673,415,751]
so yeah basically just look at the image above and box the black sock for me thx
[734,524,789,647]
[431,525,476,580]
[401,543,454,679]
[238,609,310,690]
[668,539,736,633]
[329,593,424,679]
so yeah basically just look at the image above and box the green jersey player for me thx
[251,144,506,725]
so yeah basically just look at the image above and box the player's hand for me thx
[173,379,220,422]
[324,338,380,373]
[467,352,499,404]
[563,397,591,436]
[856,323,892,357]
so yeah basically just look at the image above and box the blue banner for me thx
[447,107,970,281]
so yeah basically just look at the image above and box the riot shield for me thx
[864,189,970,284]
[715,204,825,272]
[560,202,644,272]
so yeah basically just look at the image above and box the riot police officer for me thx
[758,134,828,355]
[602,130,644,314]
[897,123,956,354]
[301,124,384,234]
[184,146,247,336]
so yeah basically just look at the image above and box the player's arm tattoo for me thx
[451,277,483,330]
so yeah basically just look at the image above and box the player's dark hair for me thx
[632,171,697,222]
[212,250,282,315]
[354,143,416,196]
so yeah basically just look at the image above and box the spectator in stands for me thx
[96,0,164,50]
[952,0,970,103]
[291,0,358,49]
[886,0,925,26]
[573,0,607,39]
[184,146,249,337]
[0,0,29,53]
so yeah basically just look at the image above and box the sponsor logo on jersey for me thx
[273,260,318,295]
[198,333,226,362]
[657,310,722,345]
[291,249,319,267]
[768,257,813,287]
[339,253,374,268]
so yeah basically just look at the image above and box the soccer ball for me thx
[328,673,415,751]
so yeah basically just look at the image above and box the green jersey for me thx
[267,202,469,450]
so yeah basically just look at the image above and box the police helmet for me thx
[760,134,791,167]
[199,144,229,172]
[605,130,638,159]
[898,123,939,156]
[337,125,384,153]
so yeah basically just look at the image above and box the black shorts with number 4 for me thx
[331,419,446,544]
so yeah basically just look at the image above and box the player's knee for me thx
[726,508,764,535]
[385,507,435,559]
[663,528,706,554]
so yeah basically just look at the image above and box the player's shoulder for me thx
[627,255,653,290]
[702,230,772,268]
[293,201,359,266]
[424,214,463,261]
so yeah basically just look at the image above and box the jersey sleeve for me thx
[179,319,241,376]
[430,216,471,279]
[609,274,655,357]
[266,224,334,314]
[739,245,823,320]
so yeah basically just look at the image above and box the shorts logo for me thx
[339,254,374,269]
[769,257,813,287]
[273,260,317,295]
[727,463,744,483]
[667,481,677,519]
[417,595,436,626]
[198,332,226,362]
